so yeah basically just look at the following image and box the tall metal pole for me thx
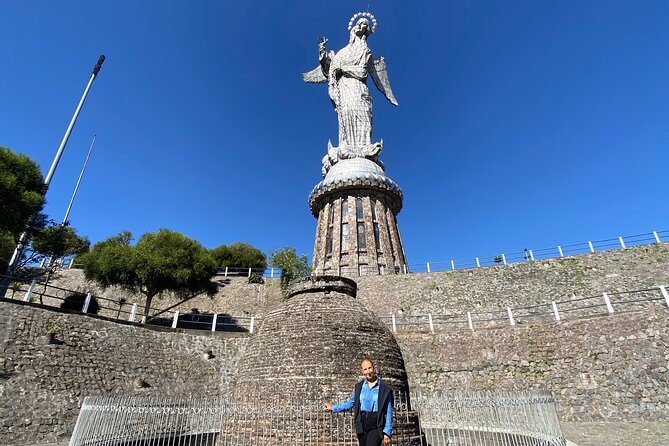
[44,56,105,187]
[40,134,98,268]
[1,55,105,293]
[63,134,97,225]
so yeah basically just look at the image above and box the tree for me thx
[0,146,47,271]
[269,247,311,289]
[31,224,90,264]
[210,242,267,270]
[30,223,90,302]
[81,229,218,321]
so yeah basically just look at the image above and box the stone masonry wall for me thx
[2,243,667,445]
[395,307,669,422]
[0,301,249,446]
[35,243,669,320]
[356,243,669,316]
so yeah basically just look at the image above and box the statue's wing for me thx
[369,56,398,106]
[302,65,327,83]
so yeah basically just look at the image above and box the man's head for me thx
[360,358,377,382]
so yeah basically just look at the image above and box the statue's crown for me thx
[348,12,378,33]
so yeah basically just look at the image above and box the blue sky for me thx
[1,1,668,268]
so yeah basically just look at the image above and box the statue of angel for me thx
[303,12,398,175]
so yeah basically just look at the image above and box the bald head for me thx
[360,358,377,383]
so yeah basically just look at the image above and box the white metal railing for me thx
[68,391,565,446]
[313,229,668,276]
[0,273,258,333]
[381,285,669,333]
[3,271,667,335]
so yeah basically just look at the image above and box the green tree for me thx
[210,242,267,270]
[81,229,218,321]
[31,223,90,302]
[31,224,90,264]
[269,247,311,290]
[0,146,47,271]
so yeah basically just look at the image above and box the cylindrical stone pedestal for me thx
[309,158,408,276]
[220,276,421,445]
[234,276,409,400]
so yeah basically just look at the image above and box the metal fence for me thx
[61,229,669,278]
[407,229,667,274]
[2,271,668,335]
[413,391,565,446]
[312,229,668,276]
[0,273,256,333]
[68,391,565,446]
[381,285,669,333]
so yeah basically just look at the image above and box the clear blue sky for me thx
[1,1,668,267]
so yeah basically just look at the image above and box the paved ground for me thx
[562,422,669,446]
[20,422,669,446]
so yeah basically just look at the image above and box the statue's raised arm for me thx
[302,12,399,175]
[302,37,332,84]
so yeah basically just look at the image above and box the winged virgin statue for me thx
[303,12,398,175]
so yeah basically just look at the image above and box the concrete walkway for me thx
[562,421,669,446]
[20,422,669,446]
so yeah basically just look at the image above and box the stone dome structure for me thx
[233,276,410,402]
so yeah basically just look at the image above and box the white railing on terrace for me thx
[61,229,668,278]
[66,259,284,279]
[0,273,258,333]
[313,228,668,276]
[2,272,668,336]
[381,285,669,333]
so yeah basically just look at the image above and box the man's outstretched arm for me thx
[324,392,355,413]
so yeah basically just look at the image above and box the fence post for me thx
[128,303,138,322]
[81,292,92,313]
[23,279,37,302]
[618,236,626,249]
[557,245,564,257]
[552,301,561,321]
[602,292,614,314]
[391,314,397,333]
[660,286,669,308]
[451,260,455,270]
[476,257,480,267]
[427,262,431,273]
[501,254,507,265]
[224,266,228,277]
[211,313,218,332]
[172,311,179,329]
[507,307,515,326]
[529,249,535,261]
[249,316,255,334]
[248,268,252,278]
[270,268,274,278]
[588,241,595,253]
[653,231,661,243]
[428,314,434,333]
[467,312,474,330]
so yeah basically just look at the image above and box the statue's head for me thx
[353,18,372,37]
[348,12,377,38]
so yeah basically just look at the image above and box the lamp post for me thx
[0,55,105,295]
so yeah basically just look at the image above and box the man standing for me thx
[325,358,393,446]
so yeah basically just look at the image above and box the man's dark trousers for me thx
[357,411,382,446]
